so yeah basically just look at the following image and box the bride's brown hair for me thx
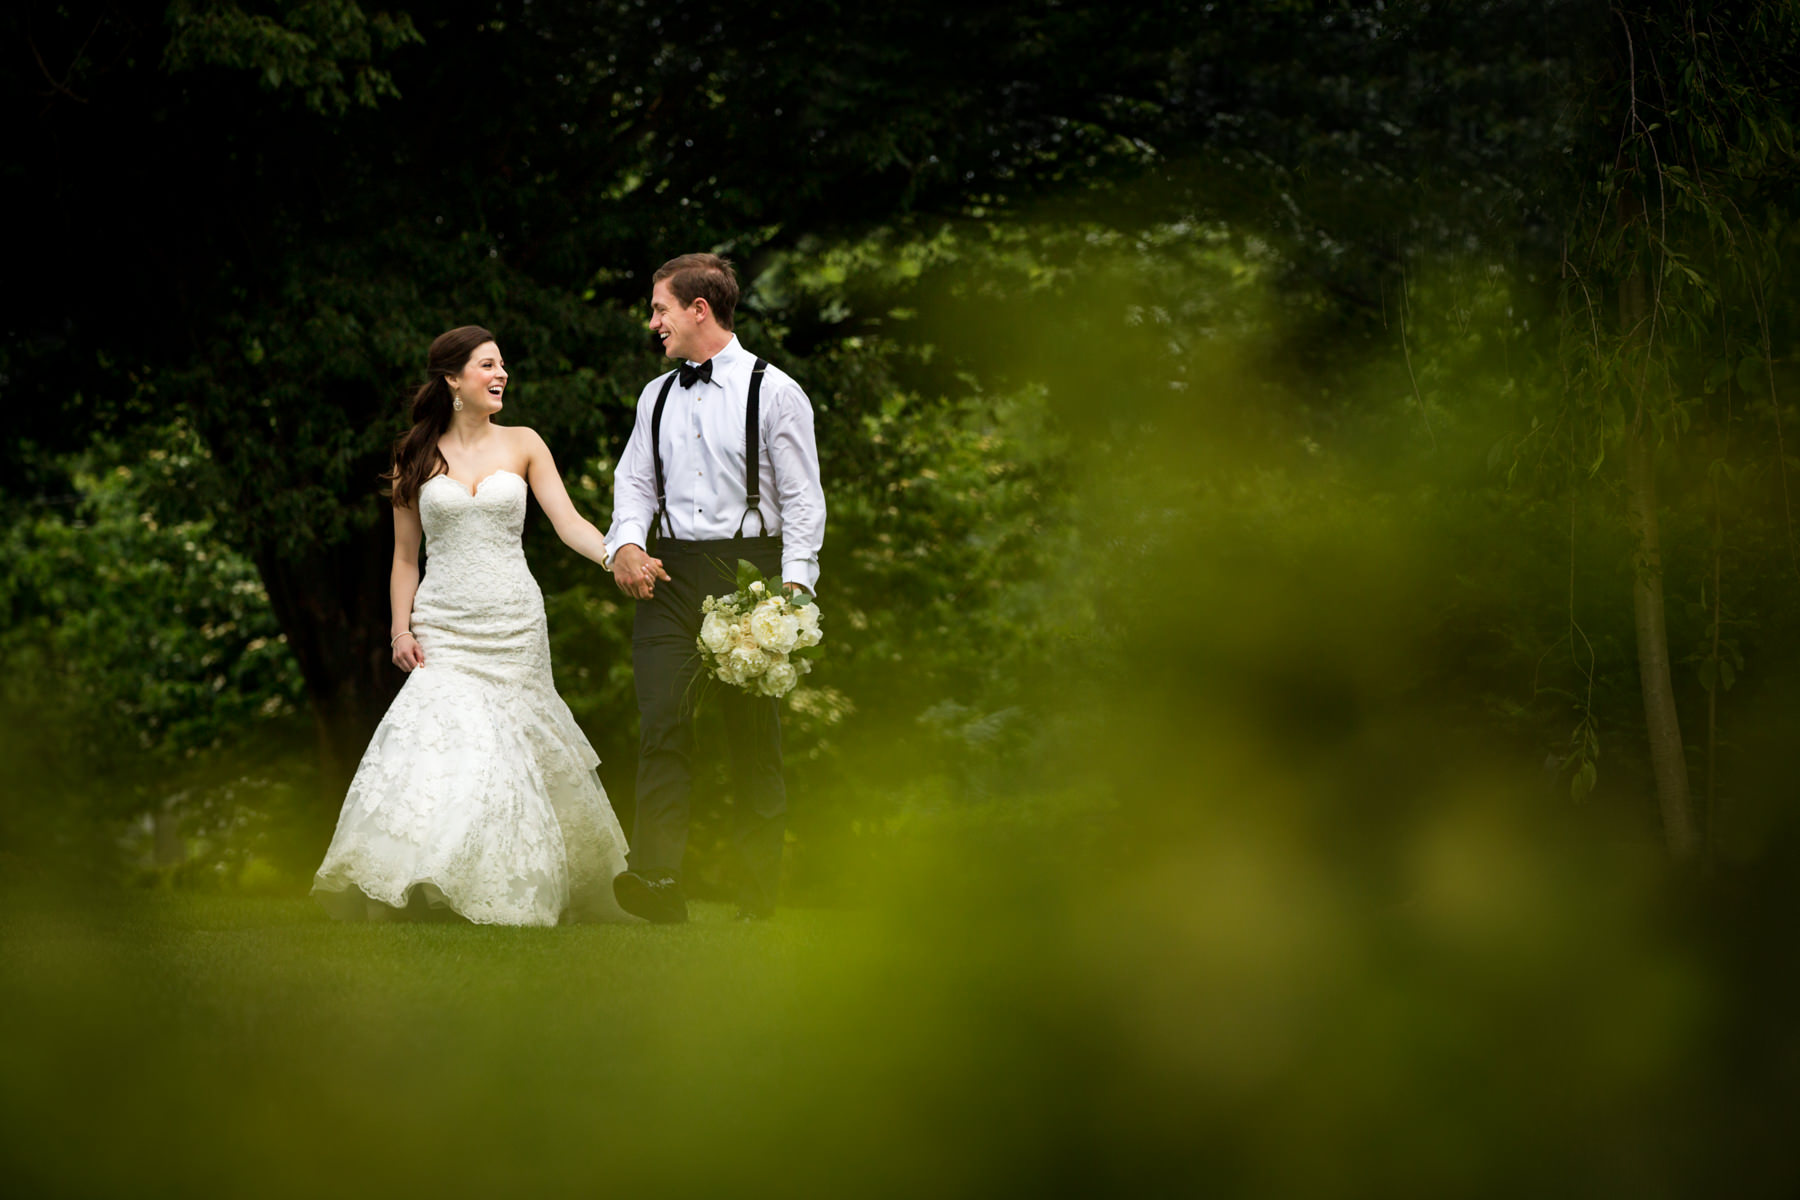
[383,325,496,509]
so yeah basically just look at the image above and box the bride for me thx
[312,325,632,925]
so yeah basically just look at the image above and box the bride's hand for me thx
[392,631,425,672]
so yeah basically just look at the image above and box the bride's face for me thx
[449,342,508,414]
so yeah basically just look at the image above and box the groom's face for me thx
[649,279,702,361]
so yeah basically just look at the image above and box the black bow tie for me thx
[679,359,714,388]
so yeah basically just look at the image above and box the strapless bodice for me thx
[411,469,544,682]
[419,469,528,560]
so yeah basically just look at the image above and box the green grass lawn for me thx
[1,892,883,1197]
[0,840,1781,1198]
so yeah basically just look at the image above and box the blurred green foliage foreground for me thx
[1,830,1793,1198]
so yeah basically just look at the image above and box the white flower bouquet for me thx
[696,559,823,699]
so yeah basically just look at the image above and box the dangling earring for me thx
[452,391,464,412]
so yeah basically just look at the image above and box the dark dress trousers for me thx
[629,534,786,915]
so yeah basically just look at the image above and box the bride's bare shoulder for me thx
[501,424,550,451]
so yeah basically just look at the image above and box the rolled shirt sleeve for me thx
[766,376,826,592]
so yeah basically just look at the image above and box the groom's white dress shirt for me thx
[605,335,826,592]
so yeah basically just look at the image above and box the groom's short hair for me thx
[653,253,739,330]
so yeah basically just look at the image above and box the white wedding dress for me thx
[312,469,631,925]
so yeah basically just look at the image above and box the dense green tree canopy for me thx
[7,0,1800,869]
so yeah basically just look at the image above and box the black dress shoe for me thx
[613,871,688,924]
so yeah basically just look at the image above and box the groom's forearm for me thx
[603,519,649,567]
[606,414,658,564]
[604,459,654,565]
[775,472,825,592]
[780,552,820,593]
[769,388,825,592]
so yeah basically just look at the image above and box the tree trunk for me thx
[255,510,402,803]
[1619,267,1699,863]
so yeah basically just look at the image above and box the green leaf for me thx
[735,558,764,594]
[1572,761,1597,803]
[1737,356,1767,394]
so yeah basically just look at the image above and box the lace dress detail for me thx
[311,470,631,925]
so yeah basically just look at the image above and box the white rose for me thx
[699,611,734,655]
[761,660,798,696]
[794,604,822,647]
[750,580,766,594]
[749,600,800,653]
[727,644,768,679]
[720,650,754,686]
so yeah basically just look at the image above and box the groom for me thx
[604,253,826,923]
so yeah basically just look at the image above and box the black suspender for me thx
[649,371,678,540]
[738,358,769,537]
[647,357,771,543]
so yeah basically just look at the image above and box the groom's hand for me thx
[610,544,670,600]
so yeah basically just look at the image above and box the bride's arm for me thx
[390,502,426,671]
[519,428,612,567]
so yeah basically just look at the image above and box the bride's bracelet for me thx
[390,631,416,648]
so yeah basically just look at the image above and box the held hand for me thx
[610,544,671,601]
[783,581,811,597]
[391,631,425,672]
